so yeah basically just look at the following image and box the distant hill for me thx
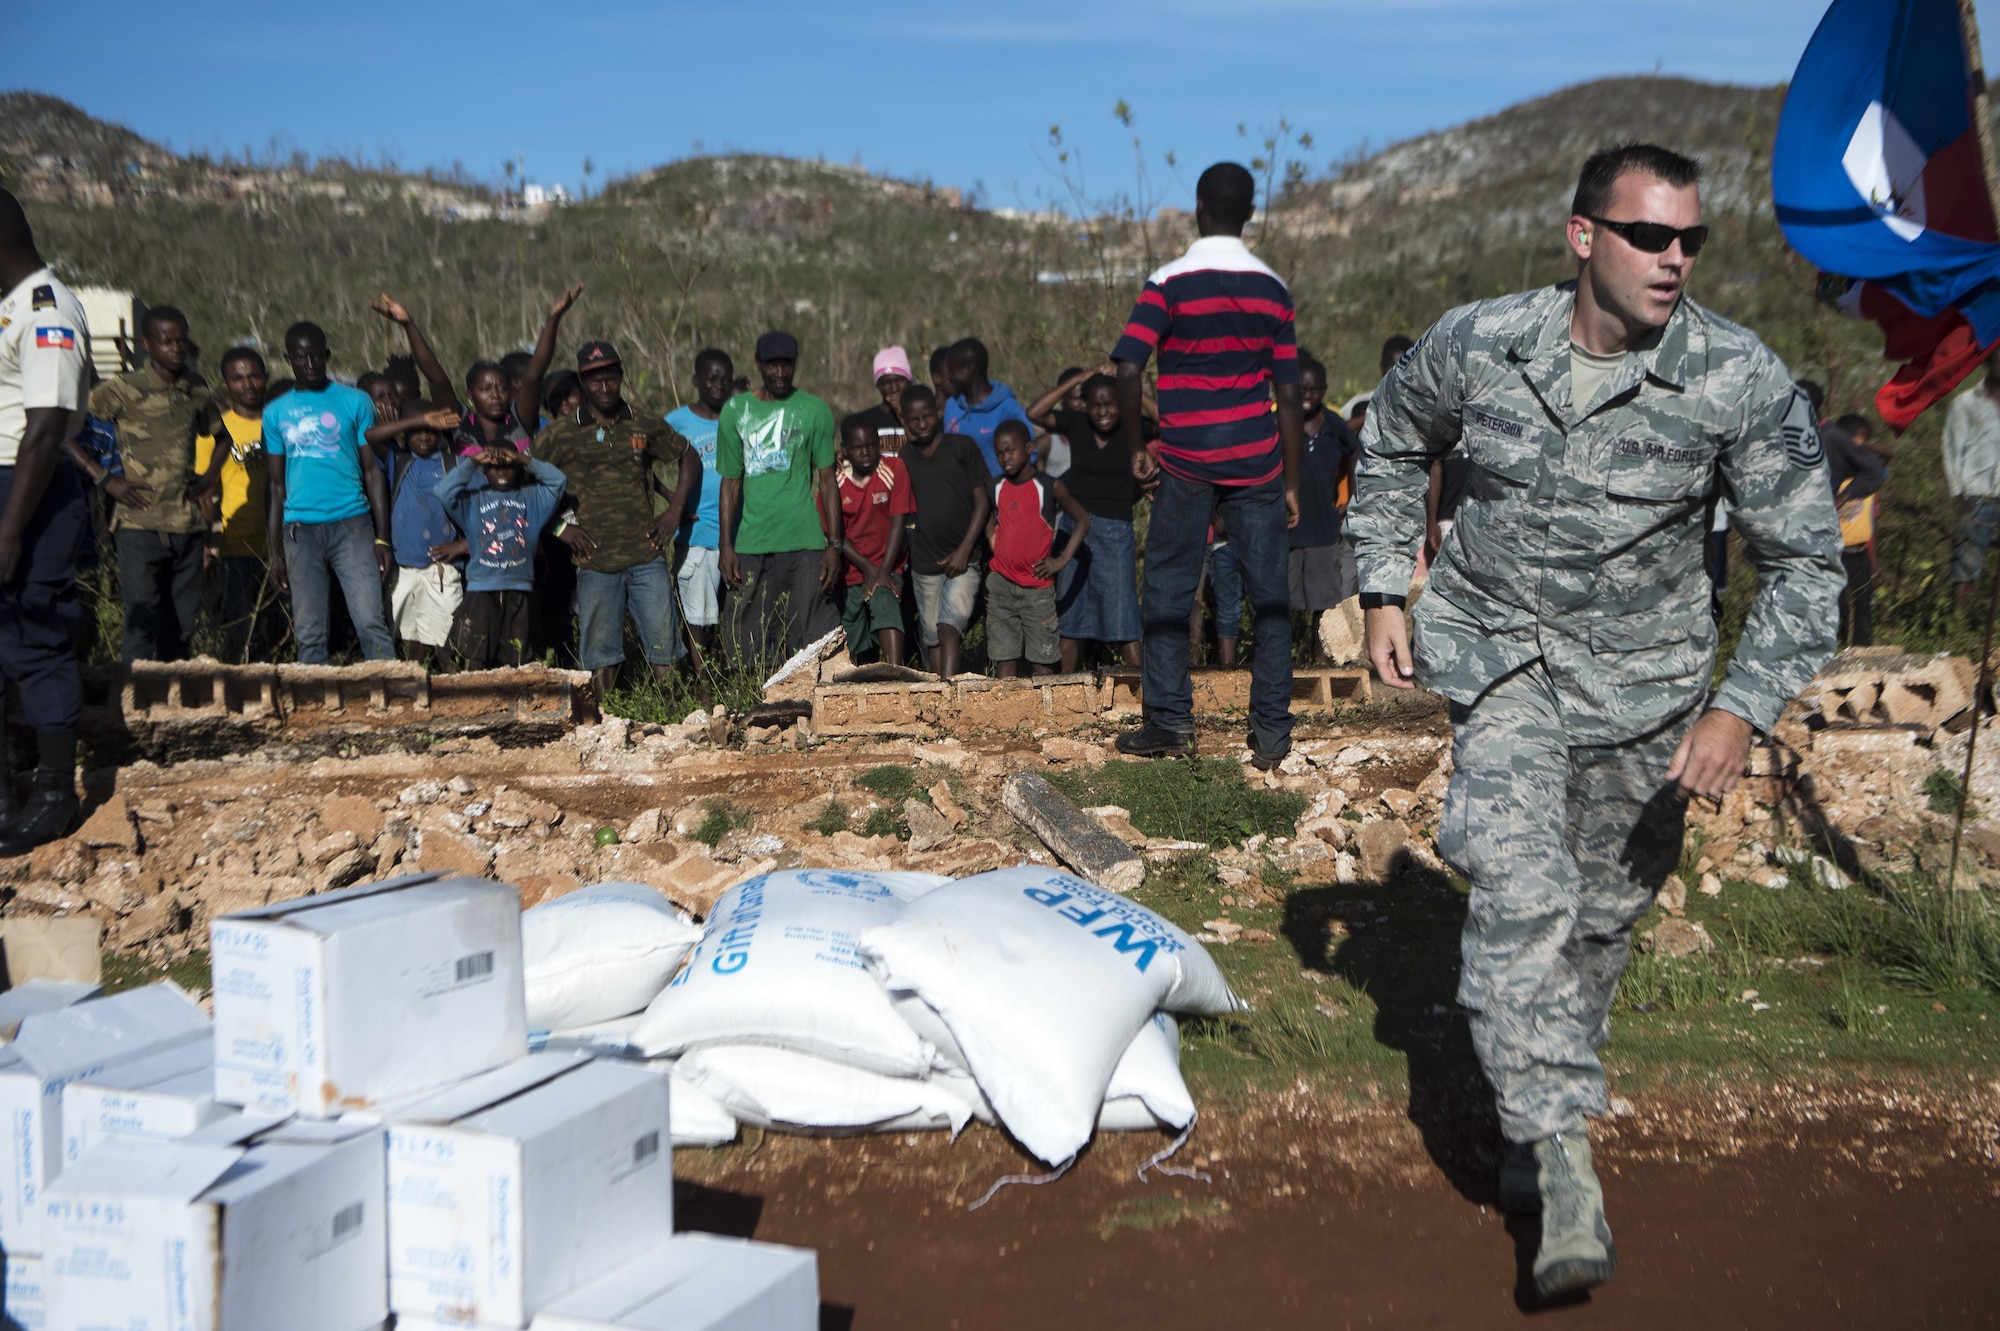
[0,80,1881,413]
[0,80,1984,653]
[1305,77,1781,225]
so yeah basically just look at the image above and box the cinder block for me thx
[1813,648,1974,729]
[809,682,940,736]
[955,679,1051,729]
[1098,667,1369,717]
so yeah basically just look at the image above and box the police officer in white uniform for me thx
[0,188,91,853]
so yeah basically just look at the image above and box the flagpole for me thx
[1963,1,2000,225]
[1949,1,2000,895]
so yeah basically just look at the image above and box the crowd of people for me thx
[55,258,1391,696]
[0,134,1957,1306]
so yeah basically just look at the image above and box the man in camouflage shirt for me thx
[1350,144,1843,1300]
[83,306,230,662]
[534,340,696,698]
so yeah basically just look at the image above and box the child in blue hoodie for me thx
[942,337,1032,477]
[435,443,566,669]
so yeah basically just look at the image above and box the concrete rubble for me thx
[4,641,1995,974]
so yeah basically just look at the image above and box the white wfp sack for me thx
[532,1013,645,1057]
[859,866,1238,1165]
[676,1044,975,1135]
[524,882,703,1031]
[649,1061,739,1147]
[1099,1013,1196,1132]
[631,870,950,1075]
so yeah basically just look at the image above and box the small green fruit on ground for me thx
[594,826,620,848]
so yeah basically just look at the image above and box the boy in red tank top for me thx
[985,420,1089,676]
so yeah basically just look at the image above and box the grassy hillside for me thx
[0,80,1980,651]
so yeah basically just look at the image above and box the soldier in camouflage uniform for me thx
[84,306,231,663]
[1349,144,1843,1299]
[533,339,695,699]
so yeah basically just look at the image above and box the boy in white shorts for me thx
[367,399,466,665]
[667,347,733,673]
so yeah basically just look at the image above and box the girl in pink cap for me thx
[856,345,913,453]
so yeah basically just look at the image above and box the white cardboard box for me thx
[60,1035,228,1166]
[4,1254,44,1331]
[211,872,527,1118]
[529,1234,817,1331]
[43,1118,388,1331]
[0,983,210,1254]
[384,1053,673,1329]
[0,982,99,1041]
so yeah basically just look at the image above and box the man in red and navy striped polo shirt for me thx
[1112,161,1305,764]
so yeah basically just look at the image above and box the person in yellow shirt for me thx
[194,347,277,661]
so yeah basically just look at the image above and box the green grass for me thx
[804,799,849,837]
[861,806,906,840]
[102,948,211,996]
[1925,767,1972,818]
[601,663,767,728]
[1096,1193,1231,1240]
[691,798,755,848]
[1046,757,1306,849]
[854,765,921,804]
[1122,833,2000,1116]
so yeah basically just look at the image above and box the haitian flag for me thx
[1774,0,2000,430]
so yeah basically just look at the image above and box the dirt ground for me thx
[48,692,2000,1327]
[676,1091,2000,1329]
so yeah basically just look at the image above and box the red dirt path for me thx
[675,1098,2000,1329]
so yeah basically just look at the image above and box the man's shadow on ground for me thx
[1282,859,1572,1309]
[674,1176,856,1329]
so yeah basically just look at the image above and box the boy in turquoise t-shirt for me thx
[715,331,840,664]
[263,320,396,663]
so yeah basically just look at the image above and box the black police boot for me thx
[1245,732,1291,772]
[0,786,79,857]
[1114,722,1196,758]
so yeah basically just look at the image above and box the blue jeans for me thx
[114,529,203,663]
[1143,473,1292,753]
[575,556,682,670]
[1207,541,1245,642]
[1953,497,2000,584]
[285,514,393,664]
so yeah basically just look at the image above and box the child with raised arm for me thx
[434,443,567,670]
[366,399,468,664]
[368,292,566,457]
[984,419,1088,677]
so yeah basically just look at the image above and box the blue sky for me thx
[7,1,1996,210]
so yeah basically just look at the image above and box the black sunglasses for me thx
[1585,215,1709,256]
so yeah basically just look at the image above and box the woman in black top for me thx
[1028,371,1143,671]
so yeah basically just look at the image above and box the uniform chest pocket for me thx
[1459,404,1541,486]
[1604,437,1714,503]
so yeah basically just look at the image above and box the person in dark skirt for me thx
[1029,369,1144,671]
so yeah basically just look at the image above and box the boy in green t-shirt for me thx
[715,330,841,664]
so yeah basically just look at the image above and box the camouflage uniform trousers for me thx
[1436,658,1691,1143]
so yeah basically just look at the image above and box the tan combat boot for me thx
[1532,1128,1617,1298]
